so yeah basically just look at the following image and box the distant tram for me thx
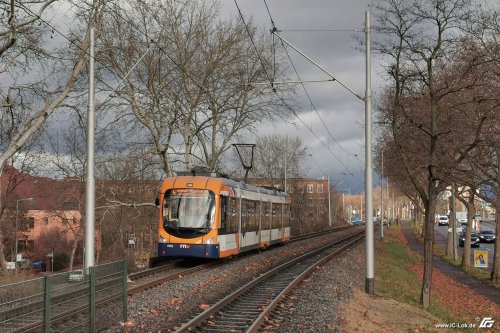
[157,171,291,259]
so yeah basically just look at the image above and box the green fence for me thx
[0,260,127,333]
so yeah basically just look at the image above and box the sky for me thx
[218,0,380,194]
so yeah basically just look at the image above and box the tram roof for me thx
[174,169,288,198]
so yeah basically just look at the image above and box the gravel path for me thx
[104,228,363,332]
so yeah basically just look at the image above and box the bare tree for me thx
[0,0,110,271]
[462,6,500,281]
[249,134,307,188]
[372,0,490,308]
[98,0,292,176]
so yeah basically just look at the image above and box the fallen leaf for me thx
[199,303,210,311]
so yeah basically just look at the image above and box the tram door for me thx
[240,199,249,249]
[240,199,259,249]
[262,201,272,246]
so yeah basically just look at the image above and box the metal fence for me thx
[0,260,127,333]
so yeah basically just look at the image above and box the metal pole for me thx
[15,200,19,272]
[85,26,95,269]
[284,136,287,191]
[348,188,351,223]
[328,176,331,227]
[361,194,363,218]
[451,183,458,260]
[365,11,375,295]
[392,189,395,223]
[342,193,345,222]
[381,151,384,240]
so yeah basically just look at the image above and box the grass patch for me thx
[375,235,421,306]
[375,229,460,325]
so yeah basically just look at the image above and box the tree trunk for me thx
[461,199,475,269]
[0,242,7,271]
[421,187,436,309]
[185,133,194,171]
[491,193,500,281]
[68,239,78,271]
[446,192,454,256]
[0,163,7,271]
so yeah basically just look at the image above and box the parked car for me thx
[68,269,85,282]
[437,216,449,226]
[351,219,364,226]
[457,217,467,224]
[458,232,480,247]
[479,230,496,243]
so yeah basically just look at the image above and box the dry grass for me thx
[337,226,499,332]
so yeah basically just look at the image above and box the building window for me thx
[62,201,79,210]
[306,184,313,193]
[28,217,35,229]
[317,184,323,193]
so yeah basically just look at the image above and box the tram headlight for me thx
[159,236,167,243]
[206,237,214,244]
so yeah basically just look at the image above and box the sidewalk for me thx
[400,220,500,306]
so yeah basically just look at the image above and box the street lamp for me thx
[15,197,33,271]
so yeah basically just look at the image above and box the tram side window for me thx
[272,204,282,229]
[241,199,248,233]
[263,202,271,230]
[220,196,228,233]
[247,200,259,232]
[283,204,290,227]
[228,198,238,233]
[276,204,282,228]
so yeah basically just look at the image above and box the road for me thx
[434,220,495,271]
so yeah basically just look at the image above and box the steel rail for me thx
[128,262,218,296]
[0,226,357,333]
[175,230,364,332]
[247,234,364,332]
[127,226,355,294]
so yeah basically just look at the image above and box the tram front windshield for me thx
[163,189,215,233]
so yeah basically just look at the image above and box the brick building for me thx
[0,166,96,270]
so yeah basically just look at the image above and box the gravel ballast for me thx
[105,228,364,332]
[263,241,365,332]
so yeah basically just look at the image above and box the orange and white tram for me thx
[157,172,291,259]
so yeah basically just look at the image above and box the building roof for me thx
[2,165,160,211]
[2,165,83,211]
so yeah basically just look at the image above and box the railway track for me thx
[0,226,357,332]
[127,226,356,295]
[128,259,218,296]
[0,260,213,333]
[174,230,364,332]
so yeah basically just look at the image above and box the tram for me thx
[157,170,291,259]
